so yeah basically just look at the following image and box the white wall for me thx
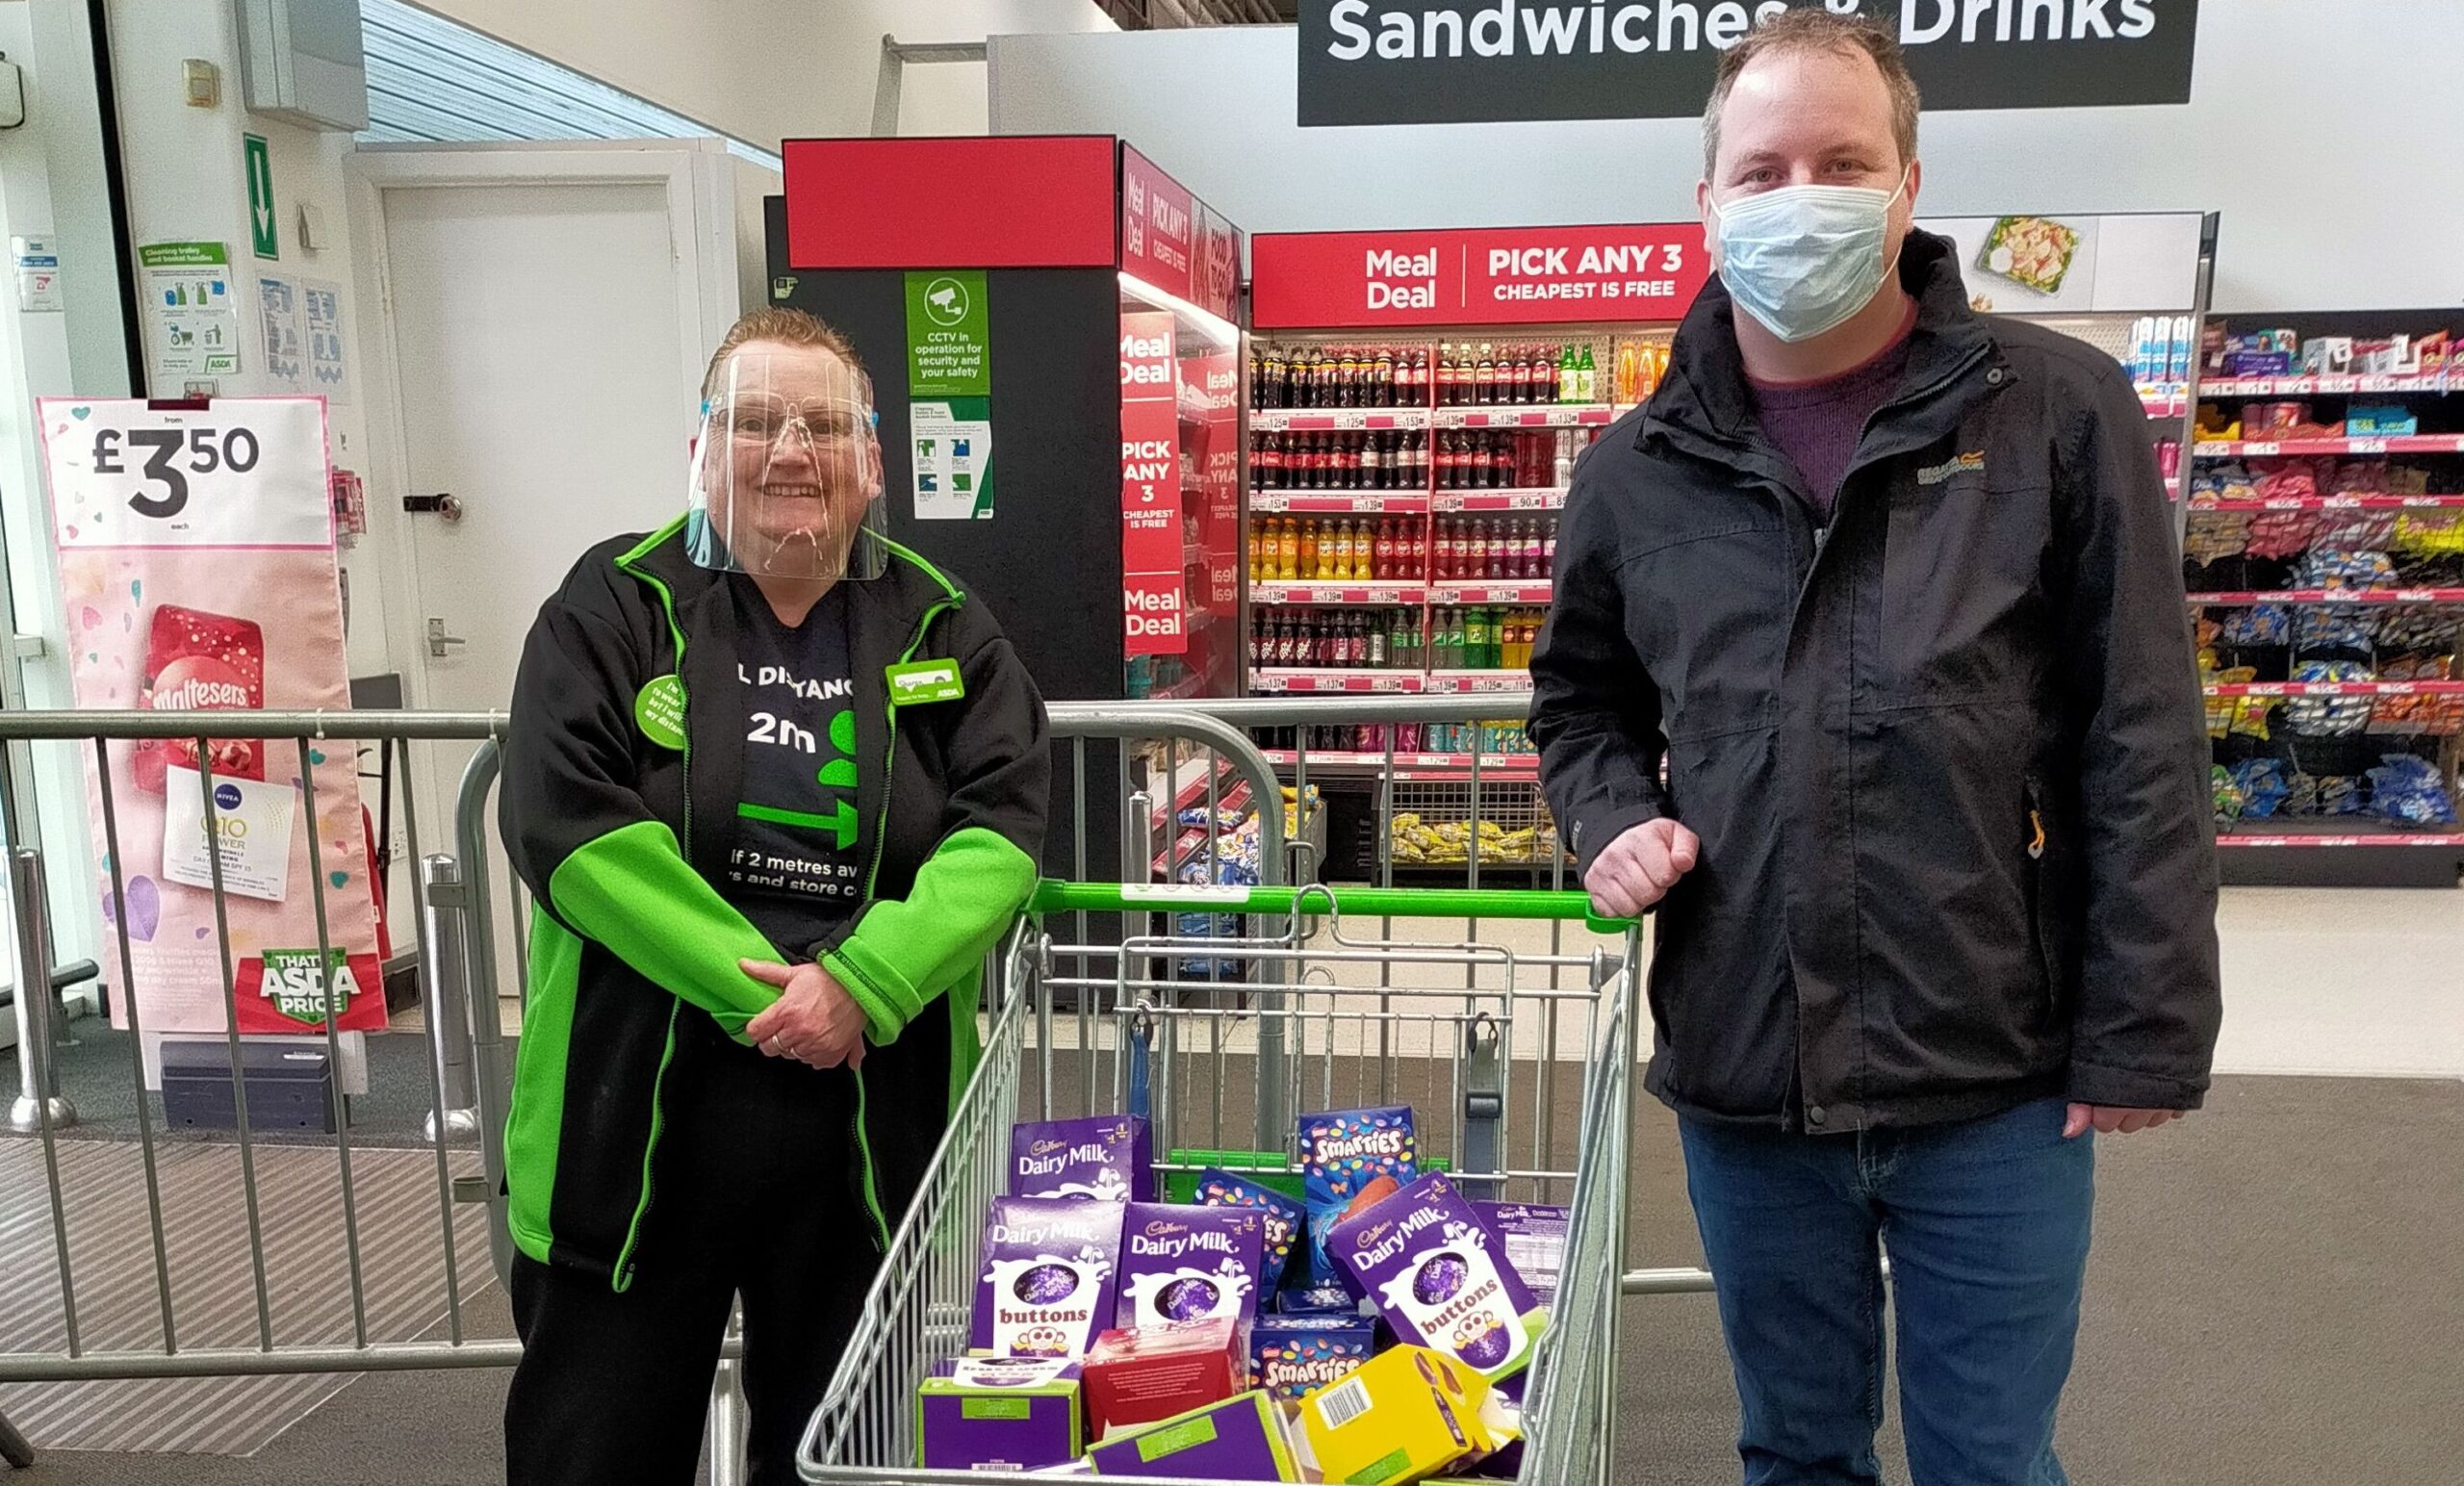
[990,1,2464,314]
[416,0,1117,145]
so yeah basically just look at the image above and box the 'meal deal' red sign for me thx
[1119,310,1187,657]
[1252,223,1711,330]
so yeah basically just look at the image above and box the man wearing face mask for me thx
[1530,12,2219,1484]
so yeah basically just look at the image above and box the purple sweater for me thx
[1747,314,1915,520]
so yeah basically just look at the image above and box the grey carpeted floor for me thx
[4,1072,2458,1483]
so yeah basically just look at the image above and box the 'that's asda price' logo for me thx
[259,948,362,1026]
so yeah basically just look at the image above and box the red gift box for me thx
[1081,1317,1247,1442]
[135,604,267,794]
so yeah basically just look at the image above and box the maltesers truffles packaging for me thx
[1082,1317,1248,1441]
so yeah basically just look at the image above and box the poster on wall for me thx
[1299,0,2200,126]
[36,396,387,1036]
[1120,311,1188,657]
[138,241,241,381]
[905,269,997,520]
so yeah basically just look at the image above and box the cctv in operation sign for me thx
[1298,0,2200,126]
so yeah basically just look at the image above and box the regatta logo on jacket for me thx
[1916,450,1988,485]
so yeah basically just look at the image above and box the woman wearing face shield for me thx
[496,308,1049,1485]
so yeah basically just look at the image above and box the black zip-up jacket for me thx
[1531,231,2220,1133]
[500,519,1048,1286]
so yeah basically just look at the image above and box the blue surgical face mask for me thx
[1709,169,1912,345]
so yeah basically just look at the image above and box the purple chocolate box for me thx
[974,1197,1126,1358]
[1086,1389,1299,1480]
[1476,1201,1568,1310]
[1249,1314,1375,1401]
[1012,1115,1153,1203]
[1115,1202,1267,1330]
[1194,1168,1306,1293]
[1328,1171,1546,1383]
[917,1357,1083,1472]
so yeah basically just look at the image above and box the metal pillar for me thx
[7,847,75,1133]
[416,854,479,1141]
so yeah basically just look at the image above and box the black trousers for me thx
[504,1019,872,1486]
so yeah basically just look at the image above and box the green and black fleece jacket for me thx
[499,518,1049,1288]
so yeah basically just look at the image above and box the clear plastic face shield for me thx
[687,346,889,581]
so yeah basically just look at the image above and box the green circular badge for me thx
[634,674,686,752]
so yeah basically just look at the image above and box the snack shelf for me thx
[2194,436,2464,457]
[1431,403,1614,429]
[1423,669,1532,695]
[1430,580,1554,604]
[2186,589,2464,606]
[1249,407,1430,432]
[1252,581,1429,606]
[1250,668,1424,694]
[1155,781,1255,878]
[2192,495,2464,512]
[1432,487,1568,512]
[2203,374,2456,397]
[1261,748,1540,781]
[2216,829,2464,850]
[2206,680,2464,698]
[1249,491,1430,515]
[2140,386,2192,419]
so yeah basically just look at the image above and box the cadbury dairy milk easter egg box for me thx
[1327,1170,1547,1383]
[1011,1115,1154,1203]
[1113,1202,1268,1330]
[972,1196,1125,1358]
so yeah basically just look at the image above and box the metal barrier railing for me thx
[0,693,1700,1473]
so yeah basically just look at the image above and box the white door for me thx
[349,144,746,1004]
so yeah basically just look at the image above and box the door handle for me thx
[404,493,464,523]
[426,618,470,658]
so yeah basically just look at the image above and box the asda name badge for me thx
[43,397,330,550]
[162,767,298,903]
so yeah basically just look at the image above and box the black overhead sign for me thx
[1298,0,2200,126]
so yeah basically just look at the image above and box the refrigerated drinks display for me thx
[1242,223,1708,875]
[769,135,1247,885]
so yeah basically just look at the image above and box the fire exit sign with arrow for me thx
[244,133,277,260]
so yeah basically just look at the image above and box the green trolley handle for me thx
[1028,878,1636,936]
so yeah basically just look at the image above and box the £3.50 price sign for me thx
[41,397,332,551]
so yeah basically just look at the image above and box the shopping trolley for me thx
[799,881,1642,1485]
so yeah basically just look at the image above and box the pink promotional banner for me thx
[37,396,386,1036]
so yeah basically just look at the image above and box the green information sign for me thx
[905,270,989,397]
[244,134,278,261]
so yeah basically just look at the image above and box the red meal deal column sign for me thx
[1120,311,1187,657]
[1181,351,1242,621]
[1119,146,1196,302]
[1251,223,1711,329]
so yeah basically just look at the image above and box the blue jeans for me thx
[1679,1097,2093,1486]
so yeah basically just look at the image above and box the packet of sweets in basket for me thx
[1297,1105,1418,1288]
[973,1197,1125,1359]
[1329,1170,1548,1384]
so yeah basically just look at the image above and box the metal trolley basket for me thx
[799,880,1642,1485]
